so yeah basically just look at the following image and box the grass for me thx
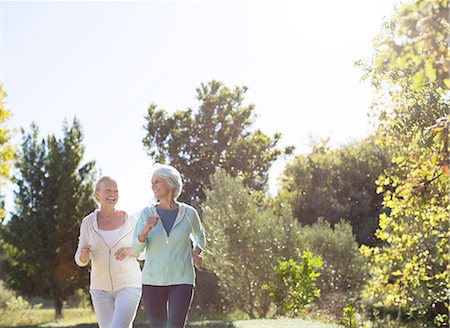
[190,319,343,328]
[32,308,98,325]
[0,308,343,328]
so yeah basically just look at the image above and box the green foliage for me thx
[299,220,367,317]
[143,80,292,205]
[202,169,302,319]
[0,85,15,222]
[0,280,41,326]
[361,122,449,324]
[341,305,357,328]
[359,0,448,147]
[359,0,449,325]
[277,137,390,245]
[370,0,448,90]
[0,119,96,319]
[264,252,323,317]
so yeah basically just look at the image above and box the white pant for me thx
[90,287,142,328]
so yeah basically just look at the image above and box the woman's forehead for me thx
[101,180,118,188]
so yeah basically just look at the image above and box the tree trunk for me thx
[54,298,63,321]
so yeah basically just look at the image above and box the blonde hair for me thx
[94,176,117,203]
[152,164,183,199]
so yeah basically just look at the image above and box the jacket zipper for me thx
[153,205,188,284]
[94,230,115,291]
[92,216,133,291]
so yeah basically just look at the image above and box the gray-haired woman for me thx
[132,164,206,328]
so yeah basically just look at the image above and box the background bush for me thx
[0,280,40,326]
[299,220,367,318]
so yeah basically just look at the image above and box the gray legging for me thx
[142,284,194,328]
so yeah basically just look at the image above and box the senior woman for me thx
[132,164,206,328]
[74,176,142,328]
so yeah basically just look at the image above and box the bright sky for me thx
[1,0,400,216]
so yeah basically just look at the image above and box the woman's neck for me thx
[158,197,178,210]
[99,206,117,218]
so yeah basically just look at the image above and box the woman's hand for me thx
[145,215,159,230]
[193,246,203,268]
[114,247,132,261]
[193,254,203,268]
[138,215,159,242]
[79,244,91,264]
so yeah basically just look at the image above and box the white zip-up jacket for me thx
[74,210,142,291]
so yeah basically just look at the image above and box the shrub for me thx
[300,220,367,317]
[202,169,302,318]
[0,280,40,326]
[264,251,323,316]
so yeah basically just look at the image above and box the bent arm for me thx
[188,208,206,251]
[74,219,91,267]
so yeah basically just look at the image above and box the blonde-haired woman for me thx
[133,164,206,328]
[75,176,142,328]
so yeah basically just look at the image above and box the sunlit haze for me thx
[1,0,400,216]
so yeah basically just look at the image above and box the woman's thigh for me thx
[111,287,142,328]
[142,285,169,328]
[90,289,115,328]
[167,284,193,328]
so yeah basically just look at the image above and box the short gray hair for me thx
[152,164,183,199]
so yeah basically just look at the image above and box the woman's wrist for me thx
[193,246,202,256]
[138,228,151,242]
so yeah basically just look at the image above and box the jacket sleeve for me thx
[132,207,150,255]
[74,217,91,267]
[187,207,206,251]
[129,213,145,260]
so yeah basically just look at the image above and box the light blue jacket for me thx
[132,202,206,286]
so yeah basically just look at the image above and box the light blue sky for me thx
[1,0,399,215]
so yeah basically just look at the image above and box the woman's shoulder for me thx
[135,206,154,220]
[79,210,97,229]
[81,210,97,223]
[180,203,198,215]
[119,210,130,219]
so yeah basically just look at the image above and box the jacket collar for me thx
[151,202,187,230]
[91,209,133,237]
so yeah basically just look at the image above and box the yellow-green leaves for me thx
[361,0,449,324]
[0,84,14,222]
[411,67,425,91]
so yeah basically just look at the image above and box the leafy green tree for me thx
[143,80,293,205]
[0,85,15,222]
[264,252,323,317]
[202,169,302,318]
[1,119,96,319]
[359,0,449,325]
[277,137,389,245]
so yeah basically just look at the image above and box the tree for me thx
[277,137,390,245]
[359,0,449,325]
[202,169,302,318]
[143,80,293,206]
[1,119,96,320]
[0,84,15,222]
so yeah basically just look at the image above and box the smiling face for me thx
[95,179,119,207]
[151,175,173,200]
